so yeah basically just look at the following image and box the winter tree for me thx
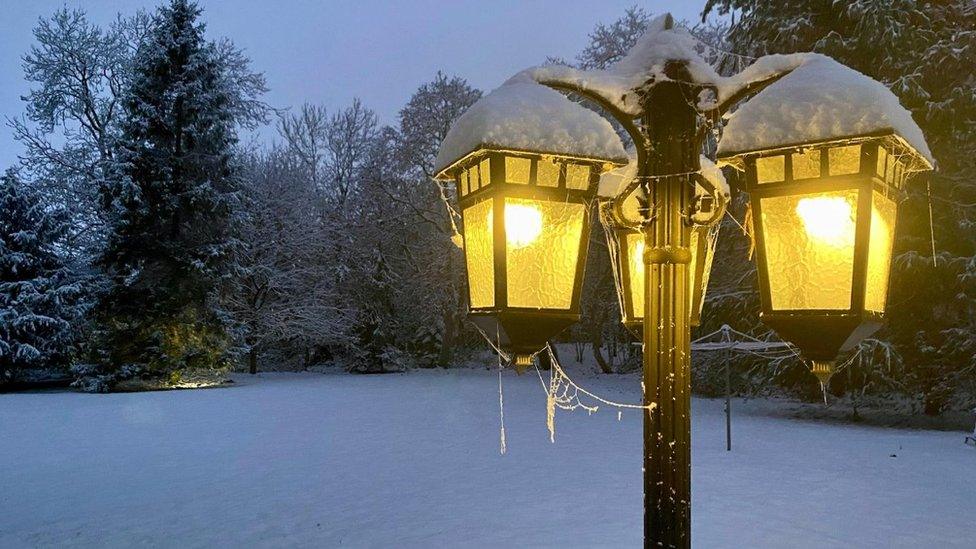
[228,148,353,373]
[11,8,152,263]
[0,170,83,383]
[93,0,267,381]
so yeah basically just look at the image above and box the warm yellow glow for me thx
[628,235,645,320]
[796,196,856,246]
[505,198,584,309]
[865,192,896,312]
[502,203,543,248]
[761,190,858,310]
[462,200,495,308]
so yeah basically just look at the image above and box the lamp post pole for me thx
[638,61,700,549]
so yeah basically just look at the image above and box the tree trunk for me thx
[592,331,612,374]
[248,348,257,375]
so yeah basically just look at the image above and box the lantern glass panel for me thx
[459,174,468,196]
[876,147,888,178]
[756,155,785,184]
[462,199,495,308]
[760,189,858,310]
[479,158,491,187]
[566,164,591,190]
[792,149,821,179]
[865,191,896,312]
[505,198,584,309]
[506,157,530,184]
[538,157,560,187]
[626,232,644,319]
[828,144,861,175]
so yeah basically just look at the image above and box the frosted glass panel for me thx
[876,147,888,177]
[792,149,821,179]
[458,174,467,196]
[761,190,858,310]
[756,155,785,184]
[566,164,590,190]
[537,158,560,187]
[865,192,896,312]
[829,144,861,175]
[468,165,480,191]
[479,158,491,187]
[462,200,494,308]
[625,230,705,322]
[626,232,644,320]
[506,198,584,309]
[506,157,530,184]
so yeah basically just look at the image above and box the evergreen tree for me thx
[95,0,248,378]
[0,170,82,383]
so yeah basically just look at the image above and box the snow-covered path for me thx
[1,370,971,548]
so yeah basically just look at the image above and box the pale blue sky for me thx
[0,1,706,169]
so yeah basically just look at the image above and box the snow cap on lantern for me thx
[717,55,933,381]
[435,76,627,370]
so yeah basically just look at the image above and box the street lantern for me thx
[719,133,932,381]
[603,173,725,333]
[436,146,623,369]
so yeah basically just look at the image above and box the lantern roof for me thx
[716,55,934,170]
[433,74,628,180]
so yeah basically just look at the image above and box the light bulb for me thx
[796,196,855,246]
[503,203,543,248]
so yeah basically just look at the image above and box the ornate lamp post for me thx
[435,14,932,548]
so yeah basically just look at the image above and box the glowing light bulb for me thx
[796,196,855,246]
[504,203,543,248]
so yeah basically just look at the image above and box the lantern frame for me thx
[603,176,725,333]
[438,145,624,365]
[720,130,932,361]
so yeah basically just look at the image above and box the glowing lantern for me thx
[604,175,723,333]
[435,147,623,369]
[719,134,932,381]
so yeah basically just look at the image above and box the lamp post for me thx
[434,13,931,549]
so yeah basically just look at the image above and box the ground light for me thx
[433,13,933,548]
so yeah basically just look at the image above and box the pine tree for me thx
[95,0,245,378]
[0,170,82,383]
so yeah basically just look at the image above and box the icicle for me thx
[926,180,938,267]
[498,369,507,455]
[617,411,622,422]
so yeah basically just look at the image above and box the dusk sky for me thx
[0,1,706,169]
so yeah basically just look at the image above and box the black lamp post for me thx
[434,13,931,548]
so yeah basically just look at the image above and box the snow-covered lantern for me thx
[717,58,934,383]
[602,159,726,333]
[434,78,627,370]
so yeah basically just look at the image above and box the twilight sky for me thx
[0,1,707,169]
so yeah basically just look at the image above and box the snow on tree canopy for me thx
[717,54,934,166]
[433,75,627,177]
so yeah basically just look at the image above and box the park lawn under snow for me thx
[1,369,972,548]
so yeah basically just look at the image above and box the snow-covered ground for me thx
[1,369,971,548]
